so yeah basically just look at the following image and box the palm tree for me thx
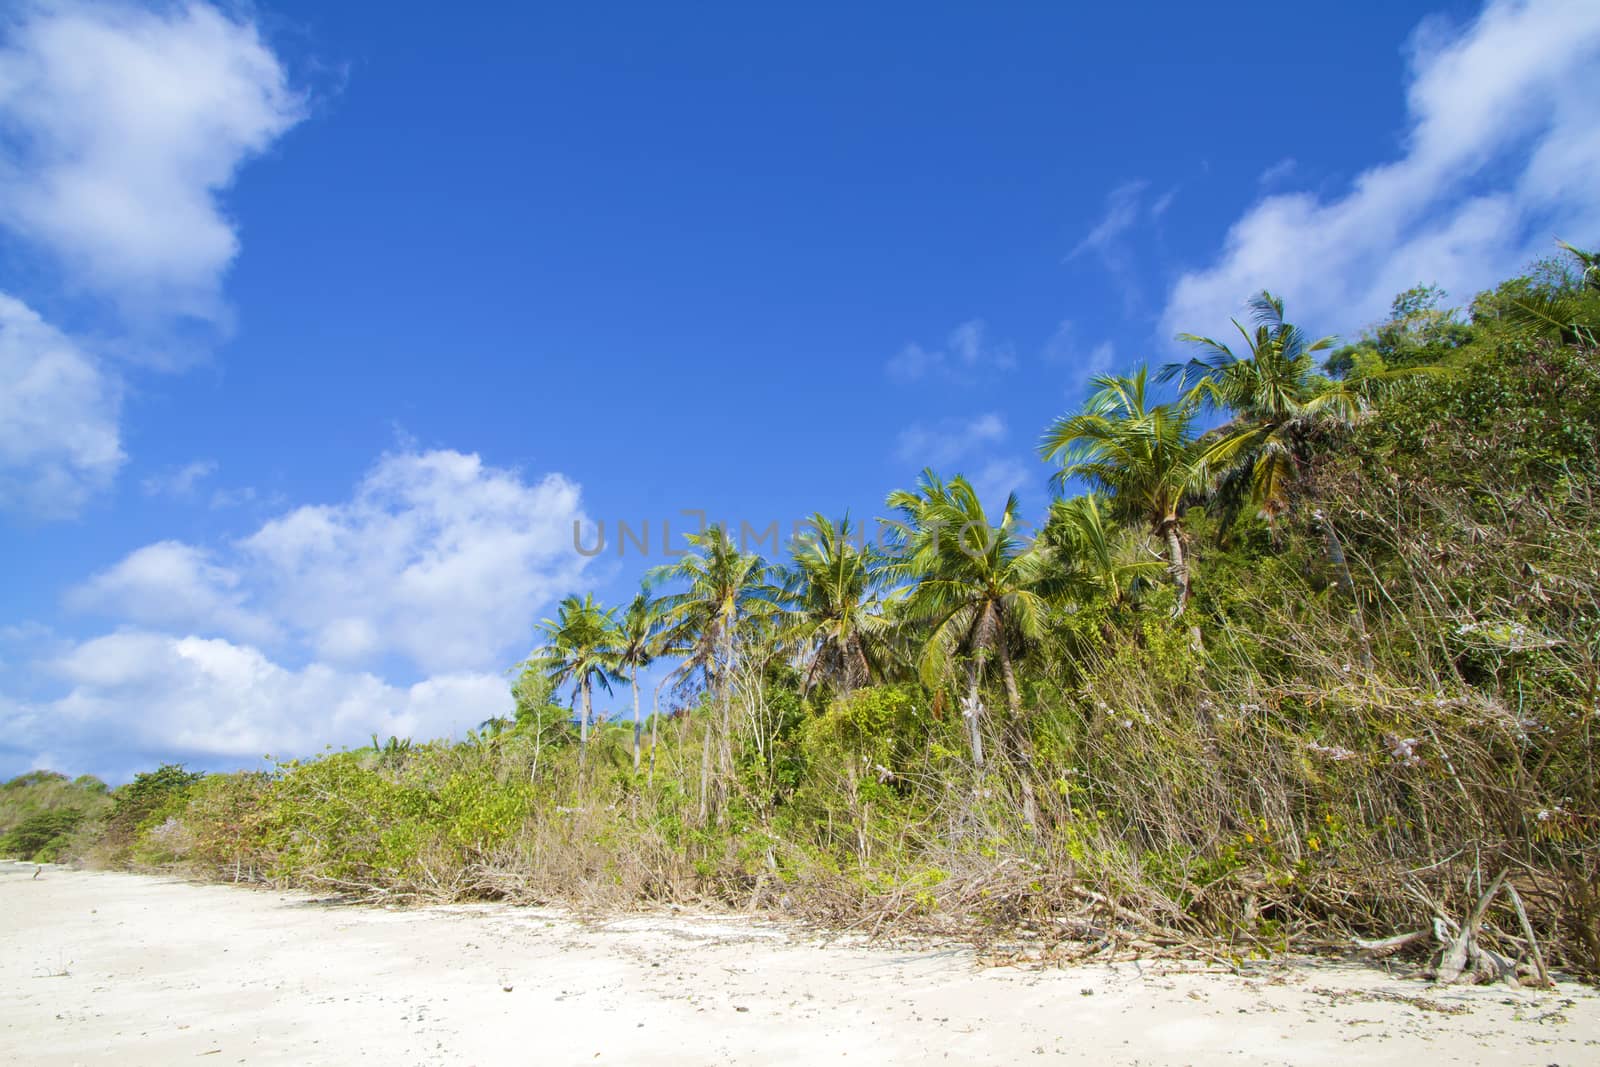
[1039,369,1201,614]
[1500,241,1600,346]
[1040,492,1165,609]
[886,471,1055,767]
[646,526,778,815]
[776,513,890,699]
[647,658,689,786]
[1160,291,1352,527]
[611,587,659,773]
[527,593,617,764]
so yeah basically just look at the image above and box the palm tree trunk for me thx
[799,655,823,699]
[1316,509,1372,669]
[718,625,735,780]
[847,637,869,695]
[650,673,669,786]
[995,633,1021,721]
[994,630,1038,832]
[579,677,592,767]
[1161,518,1190,616]
[1316,507,1356,596]
[964,657,985,769]
[699,713,713,819]
[531,708,542,783]
[631,666,642,773]
[698,663,715,822]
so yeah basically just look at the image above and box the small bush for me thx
[0,809,85,862]
[91,764,205,868]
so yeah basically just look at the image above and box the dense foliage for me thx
[6,248,1598,977]
[0,770,109,862]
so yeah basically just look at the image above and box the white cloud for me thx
[886,319,1015,382]
[969,457,1033,513]
[24,448,589,777]
[894,413,1007,469]
[947,320,1013,370]
[1068,179,1149,261]
[893,413,1034,515]
[209,484,262,510]
[0,0,304,330]
[0,621,64,682]
[1163,0,1600,350]
[0,630,511,780]
[241,450,590,672]
[0,2,303,517]
[1067,179,1171,312]
[1042,321,1118,397]
[71,448,593,674]
[1082,341,1116,381]
[0,292,123,518]
[140,458,217,497]
[64,539,277,644]
[885,341,937,382]
[1257,158,1297,186]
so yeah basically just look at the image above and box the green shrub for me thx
[0,768,113,863]
[0,808,85,862]
[94,764,206,867]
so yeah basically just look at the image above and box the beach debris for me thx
[1354,869,1553,988]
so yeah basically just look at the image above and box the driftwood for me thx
[1435,869,1505,984]
[1359,869,1555,988]
[1354,925,1436,958]
[1068,888,1244,974]
[1503,882,1553,988]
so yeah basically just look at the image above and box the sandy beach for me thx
[1,861,1595,1065]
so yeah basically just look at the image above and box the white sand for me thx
[2,861,1595,1065]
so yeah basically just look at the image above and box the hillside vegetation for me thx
[6,249,1598,979]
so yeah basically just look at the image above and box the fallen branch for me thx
[1354,928,1433,958]
[1502,882,1553,989]
[1435,869,1505,984]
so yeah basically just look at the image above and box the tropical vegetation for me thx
[6,246,1599,981]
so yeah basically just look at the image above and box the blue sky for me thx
[2,0,1597,781]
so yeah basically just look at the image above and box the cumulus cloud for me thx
[0,293,123,518]
[1163,0,1600,350]
[0,2,303,518]
[886,319,1015,383]
[64,539,277,644]
[71,448,593,674]
[0,630,511,781]
[0,0,304,328]
[239,450,590,672]
[22,448,591,777]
